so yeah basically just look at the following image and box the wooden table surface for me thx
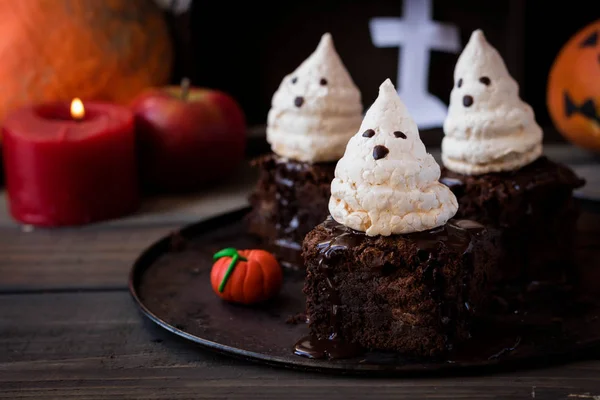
[1,144,599,399]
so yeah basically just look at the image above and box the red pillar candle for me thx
[2,99,140,226]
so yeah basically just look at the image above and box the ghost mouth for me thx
[463,95,474,107]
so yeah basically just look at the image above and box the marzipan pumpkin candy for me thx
[211,248,283,305]
[547,20,600,152]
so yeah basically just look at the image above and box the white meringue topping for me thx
[442,29,543,175]
[266,33,363,163]
[329,79,458,236]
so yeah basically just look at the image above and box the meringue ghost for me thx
[329,79,458,236]
[266,33,363,163]
[442,29,543,175]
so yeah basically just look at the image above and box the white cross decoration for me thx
[370,0,461,129]
[153,0,193,14]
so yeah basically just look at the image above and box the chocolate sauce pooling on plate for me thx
[294,335,362,360]
[293,217,486,360]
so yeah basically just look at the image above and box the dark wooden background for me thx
[165,0,599,146]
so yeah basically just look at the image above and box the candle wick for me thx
[181,77,191,101]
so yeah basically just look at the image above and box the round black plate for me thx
[129,207,600,376]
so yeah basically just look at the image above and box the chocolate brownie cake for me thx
[247,153,335,267]
[301,217,500,358]
[297,79,502,358]
[246,33,363,267]
[440,30,586,288]
[441,156,585,283]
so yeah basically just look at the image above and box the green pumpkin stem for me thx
[213,247,238,260]
[214,247,247,292]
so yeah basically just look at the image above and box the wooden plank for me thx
[0,224,181,292]
[0,291,599,399]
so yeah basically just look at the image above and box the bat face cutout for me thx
[564,92,600,125]
[562,28,600,126]
[579,30,598,48]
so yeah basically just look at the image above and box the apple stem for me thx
[180,77,191,101]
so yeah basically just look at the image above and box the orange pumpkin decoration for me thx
[547,20,600,152]
[0,0,173,129]
[211,248,283,304]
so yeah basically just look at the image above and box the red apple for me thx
[131,78,246,192]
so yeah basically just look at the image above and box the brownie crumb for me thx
[169,232,187,252]
[286,312,307,325]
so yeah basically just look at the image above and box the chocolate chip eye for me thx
[320,78,328,86]
[362,129,375,138]
[457,78,463,88]
[479,76,491,86]
[393,131,407,139]
[291,77,298,84]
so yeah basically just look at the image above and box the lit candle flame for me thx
[70,98,85,120]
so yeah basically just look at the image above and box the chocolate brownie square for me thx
[302,217,500,357]
[441,156,585,283]
[247,153,336,268]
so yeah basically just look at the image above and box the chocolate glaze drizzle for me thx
[294,217,486,360]
[273,158,334,237]
[266,156,336,268]
[441,156,585,198]
[293,220,364,360]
